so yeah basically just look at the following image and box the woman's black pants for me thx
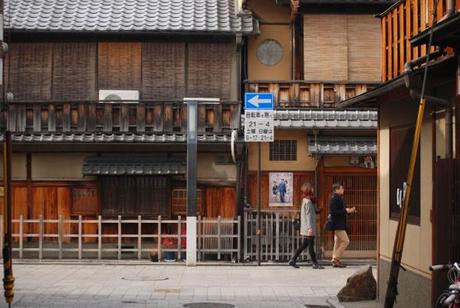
[291,236,318,264]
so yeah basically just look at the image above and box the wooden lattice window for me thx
[171,189,203,217]
[72,187,98,215]
[270,140,297,161]
[390,125,421,225]
[100,176,170,217]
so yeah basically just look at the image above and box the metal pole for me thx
[186,100,198,266]
[257,142,261,266]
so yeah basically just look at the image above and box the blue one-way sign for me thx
[244,93,274,110]
[244,92,274,142]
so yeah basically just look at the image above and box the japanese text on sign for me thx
[244,110,274,142]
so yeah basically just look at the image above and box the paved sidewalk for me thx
[1,263,377,308]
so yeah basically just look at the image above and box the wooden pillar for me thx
[26,153,32,223]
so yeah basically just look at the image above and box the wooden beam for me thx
[392,11,398,79]
[421,0,427,56]
[77,103,86,132]
[399,5,405,76]
[153,104,163,132]
[413,0,420,59]
[87,103,96,132]
[388,14,393,79]
[103,104,112,132]
[119,104,129,132]
[164,103,173,132]
[198,105,206,133]
[62,103,71,132]
[48,104,56,132]
[136,103,146,132]
[406,0,413,65]
[381,17,387,82]
[213,104,222,133]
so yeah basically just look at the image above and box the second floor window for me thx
[269,140,297,161]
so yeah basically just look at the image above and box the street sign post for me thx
[244,93,274,142]
[244,93,274,266]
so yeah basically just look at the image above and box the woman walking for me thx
[288,182,323,269]
[329,183,356,268]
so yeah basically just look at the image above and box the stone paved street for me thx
[0,262,378,308]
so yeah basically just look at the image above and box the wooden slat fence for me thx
[3,215,240,262]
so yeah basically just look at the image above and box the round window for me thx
[256,39,283,66]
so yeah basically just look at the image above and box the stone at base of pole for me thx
[186,216,197,266]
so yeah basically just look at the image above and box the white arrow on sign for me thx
[248,95,272,108]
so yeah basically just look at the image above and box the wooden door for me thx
[320,171,377,258]
[433,159,460,304]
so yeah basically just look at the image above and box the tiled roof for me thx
[243,109,377,129]
[83,155,185,175]
[308,136,377,155]
[5,0,255,34]
[278,0,394,5]
[0,133,232,143]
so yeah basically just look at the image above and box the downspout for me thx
[403,51,450,107]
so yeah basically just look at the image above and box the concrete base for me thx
[186,216,197,266]
[378,258,431,308]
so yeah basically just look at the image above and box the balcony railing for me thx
[381,0,460,81]
[244,81,378,108]
[6,101,241,135]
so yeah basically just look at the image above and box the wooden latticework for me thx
[142,43,185,100]
[322,173,377,255]
[52,43,97,101]
[171,189,203,217]
[6,43,52,101]
[380,0,459,81]
[187,43,233,99]
[98,42,142,90]
[100,176,170,217]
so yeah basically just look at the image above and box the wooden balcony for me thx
[244,81,378,108]
[381,0,460,81]
[6,101,241,135]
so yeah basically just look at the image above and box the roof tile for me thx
[5,0,255,34]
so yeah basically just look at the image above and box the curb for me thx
[327,298,346,308]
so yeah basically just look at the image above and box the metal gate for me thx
[243,209,320,262]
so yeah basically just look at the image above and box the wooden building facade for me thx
[340,0,460,305]
[0,0,257,237]
[242,0,391,258]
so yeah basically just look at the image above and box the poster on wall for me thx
[269,172,293,207]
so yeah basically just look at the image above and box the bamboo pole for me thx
[2,132,14,306]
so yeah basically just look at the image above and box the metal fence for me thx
[1,215,240,262]
[243,209,320,262]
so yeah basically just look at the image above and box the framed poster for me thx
[269,172,293,207]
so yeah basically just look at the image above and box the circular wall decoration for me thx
[256,39,283,66]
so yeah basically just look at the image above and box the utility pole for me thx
[184,98,219,266]
[0,0,14,306]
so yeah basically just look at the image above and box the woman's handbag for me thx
[293,213,301,231]
[324,214,334,231]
